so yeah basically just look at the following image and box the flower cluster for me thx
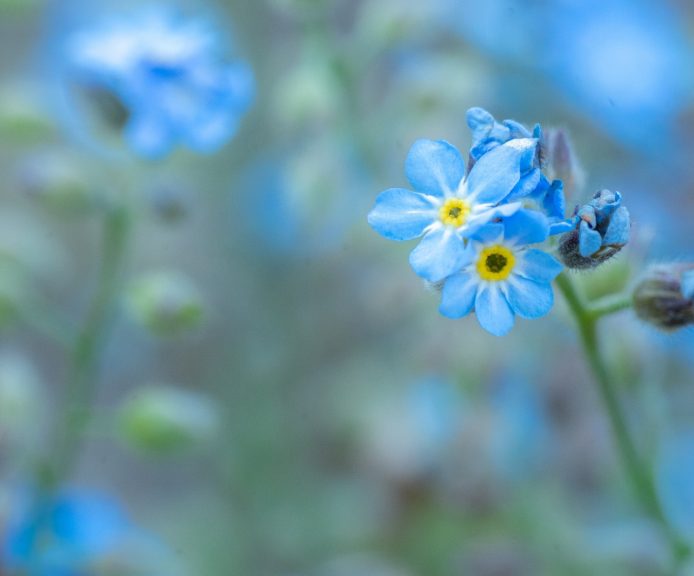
[66,10,254,158]
[368,108,567,336]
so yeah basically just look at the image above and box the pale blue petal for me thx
[506,276,554,319]
[409,228,468,282]
[603,206,631,246]
[469,223,504,244]
[367,188,438,241]
[578,220,602,256]
[465,202,521,237]
[405,139,465,197]
[504,209,549,246]
[505,168,541,202]
[543,179,566,221]
[466,107,496,141]
[549,220,574,235]
[683,271,694,300]
[439,272,478,319]
[475,284,515,336]
[516,249,564,283]
[466,139,537,205]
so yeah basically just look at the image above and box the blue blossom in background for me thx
[66,9,254,158]
[1,487,178,575]
[655,431,694,541]
[439,213,563,336]
[368,137,537,282]
[559,189,630,269]
[543,0,692,146]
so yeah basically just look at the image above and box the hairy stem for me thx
[555,272,688,564]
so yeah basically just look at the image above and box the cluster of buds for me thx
[633,264,694,331]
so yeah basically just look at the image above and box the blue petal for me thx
[682,271,694,300]
[466,139,537,205]
[516,249,564,283]
[506,276,554,319]
[505,168,541,202]
[543,180,566,221]
[405,139,465,197]
[503,209,549,246]
[549,220,574,235]
[578,220,603,256]
[602,206,631,246]
[439,272,478,319]
[409,228,469,282]
[367,188,437,241]
[466,107,495,141]
[465,202,521,237]
[469,222,505,244]
[475,284,515,336]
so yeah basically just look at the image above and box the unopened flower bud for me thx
[543,128,583,200]
[125,271,203,336]
[558,189,630,270]
[633,264,694,330]
[117,384,219,454]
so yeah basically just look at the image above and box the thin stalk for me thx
[43,205,130,488]
[555,272,689,564]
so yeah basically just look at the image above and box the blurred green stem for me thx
[45,204,130,488]
[555,272,689,564]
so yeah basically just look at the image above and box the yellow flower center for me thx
[476,245,516,282]
[439,198,470,227]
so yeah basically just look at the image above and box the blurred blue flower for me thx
[439,212,563,336]
[489,373,549,482]
[2,487,178,575]
[3,488,128,573]
[559,189,630,269]
[368,137,537,282]
[543,0,692,146]
[656,431,694,540]
[66,9,254,158]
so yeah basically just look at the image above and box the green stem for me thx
[555,272,689,563]
[587,292,633,321]
[43,205,130,488]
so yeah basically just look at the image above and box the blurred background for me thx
[1,0,694,574]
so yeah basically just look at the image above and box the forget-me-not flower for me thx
[558,189,630,269]
[368,137,537,282]
[67,10,254,158]
[466,106,541,164]
[439,212,563,336]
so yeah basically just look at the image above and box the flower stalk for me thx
[555,272,689,565]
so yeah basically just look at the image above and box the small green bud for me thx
[125,271,204,336]
[633,264,694,331]
[117,384,219,454]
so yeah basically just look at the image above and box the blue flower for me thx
[439,212,563,336]
[466,106,541,163]
[558,189,630,269]
[466,108,569,235]
[368,137,537,282]
[2,488,178,575]
[66,10,254,158]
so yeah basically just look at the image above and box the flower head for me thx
[633,263,694,330]
[439,212,563,336]
[66,10,254,158]
[558,189,630,269]
[466,106,542,164]
[368,137,537,282]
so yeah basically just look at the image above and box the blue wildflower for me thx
[66,10,254,158]
[368,137,537,282]
[439,212,563,336]
[466,107,569,235]
[466,106,541,164]
[558,189,630,269]
[2,487,179,575]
